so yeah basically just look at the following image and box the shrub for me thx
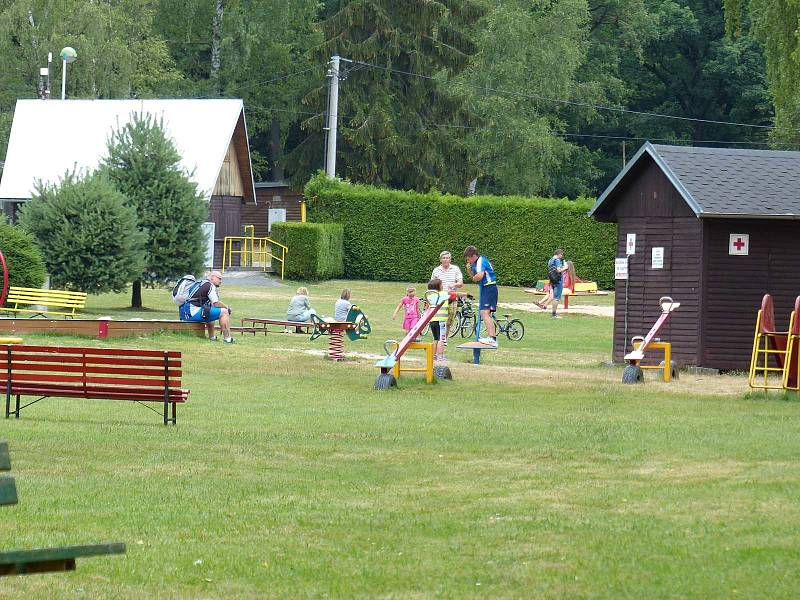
[18,171,145,293]
[0,219,46,290]
[271,222,344,280]
[305,174,617,288]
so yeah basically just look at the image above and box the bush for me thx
[0,220,46,290]
[305,174,617,288]
[18,172,145,293]
[271,222,344,280]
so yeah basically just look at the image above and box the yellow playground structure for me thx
[748,294,800,393]
[221,225,288,279]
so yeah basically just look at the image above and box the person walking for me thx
[464,245,498,347]
[547,249,568,319]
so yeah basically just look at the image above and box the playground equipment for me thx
[385,341,435,384]
[622,296,680,384]
[375,291,455,389]
[528,261,607,309]
[309,305,371,361]
[221,225,288,279]
[748,294,800,392]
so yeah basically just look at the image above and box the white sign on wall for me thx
[626,233,636,255]
[615,257,629,280]
[268,208,287,233]
[201,222,215,268]
[651,247,664,269]
[729,233,749,256]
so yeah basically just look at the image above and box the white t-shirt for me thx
[431,264,463,293]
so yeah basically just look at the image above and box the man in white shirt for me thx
[431,251,463,355]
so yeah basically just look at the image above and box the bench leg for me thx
[4,392,8,419]
[172,402,177,425]
[14,395,19,419]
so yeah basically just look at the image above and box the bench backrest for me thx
[6,288,87,311]
[0,442,17,506]
[0,345,184,400]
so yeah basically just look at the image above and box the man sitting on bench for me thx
[179,271,235,344]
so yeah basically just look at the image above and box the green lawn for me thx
[1,279,798,599]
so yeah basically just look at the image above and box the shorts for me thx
[403,316,419,330]
[429,321,441,341]
[552,281,563,300]
[181,304,222,323]
[479,285,498,312]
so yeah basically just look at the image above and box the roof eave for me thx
[588,141,703,219]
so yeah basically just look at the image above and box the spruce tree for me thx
[18,172,144,293]
[102,113,208,308]
[0,219,46,290]
[290,0,486,193]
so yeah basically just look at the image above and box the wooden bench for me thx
[3,287,87,318]
[0,441,126,576]
[240,317,313,335]
[2,344,189,425]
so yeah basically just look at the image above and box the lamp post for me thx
[60,46,77,100]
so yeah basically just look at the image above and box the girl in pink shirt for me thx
[392,287,421,333]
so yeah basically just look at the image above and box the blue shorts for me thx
[552,281,563,300]
[180,305,222,323]
[479,285,498,311]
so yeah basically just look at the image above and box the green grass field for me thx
[1,279,798,599]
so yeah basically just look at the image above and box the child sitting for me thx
[335,288,352,321]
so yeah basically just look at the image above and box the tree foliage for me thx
[101,113,207,306]
[18,171,144,293]
[0,219,46,289]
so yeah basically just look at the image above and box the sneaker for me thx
[223,337,236,344]
[478,336,498,347]
[551,314,562,319]
[208,336,218,342]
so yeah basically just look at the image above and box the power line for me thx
[346,58,779,132]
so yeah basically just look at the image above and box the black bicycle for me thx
[449,294,477,338]
[477,312,525,341]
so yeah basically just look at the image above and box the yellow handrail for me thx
[221,235,288,279]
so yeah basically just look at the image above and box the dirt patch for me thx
[500,302,614,318]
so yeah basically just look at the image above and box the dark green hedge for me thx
[305,174,617,288]
[271,222,344,280]
[0,220,46,289]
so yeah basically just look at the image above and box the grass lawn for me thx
[1,278,799,599]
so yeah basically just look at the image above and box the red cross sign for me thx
[729,233,749,256]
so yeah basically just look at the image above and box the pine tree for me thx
[18,171,144,293]
[290,0,486,193]
[102,113,208,308]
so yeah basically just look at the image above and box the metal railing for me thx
[221,226,288,279]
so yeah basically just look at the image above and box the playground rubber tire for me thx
[374,373,398,390]
[622,365,644,384]
[506,319,525,341]
[658,360,679,381]
[433,365,453,380]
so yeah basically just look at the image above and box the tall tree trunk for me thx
[210,0,224,83]
[269,117,284,181]
[131,280,143,308]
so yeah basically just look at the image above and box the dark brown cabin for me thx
[590,142,800,370]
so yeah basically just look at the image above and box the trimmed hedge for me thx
[305,174,617,288]
[271,222,344,280]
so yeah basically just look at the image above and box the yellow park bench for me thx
[3,287,87,318]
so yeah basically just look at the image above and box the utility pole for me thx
[622,140,626,167]
[325,55,341,178]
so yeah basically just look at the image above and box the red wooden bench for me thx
[1,344,189,425]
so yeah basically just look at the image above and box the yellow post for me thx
[300,200,307,223]
[662,342,671,383]
[392,342,434,384]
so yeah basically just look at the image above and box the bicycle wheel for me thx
[460,314,476,338]
[506,319,525,341]
[447,312,463,339]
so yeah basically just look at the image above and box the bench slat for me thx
[5,353,182,369]
[5,363,182,378]
[3,373,183,387]
[0,345,181,359]
[0,542,126,573]
[7,384,188,402]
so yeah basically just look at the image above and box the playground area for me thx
[2,280,799,598]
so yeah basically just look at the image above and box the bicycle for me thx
[450,294,477,338]
[478,312,525,341]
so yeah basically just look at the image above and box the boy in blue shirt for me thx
[464,245,498,347]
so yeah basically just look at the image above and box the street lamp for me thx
[60,46,77,100]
